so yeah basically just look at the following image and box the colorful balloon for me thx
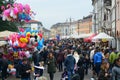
[20,37,28,43]
[26,32,31,38]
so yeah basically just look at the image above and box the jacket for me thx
[112,65,120,80]
[98,69,111,80]
[64,54,76,71]
[109,52,117,64]
[93,52,103,64]
[19,63,31,78]
[47,57,56,73]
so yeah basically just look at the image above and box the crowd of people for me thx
[0,38,120,80]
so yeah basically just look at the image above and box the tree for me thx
[0,0,19,32]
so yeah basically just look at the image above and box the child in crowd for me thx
[34,61,45,80]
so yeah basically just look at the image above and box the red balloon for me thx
[26,33,31,38]
[19,42,27,48]
[38,33,42,38]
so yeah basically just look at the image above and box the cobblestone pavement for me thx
[3,68,92,80]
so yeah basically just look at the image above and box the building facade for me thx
[92,0,112,34]
[77,15,92,34]
[23,20,43,30]
[42,27,50,40]
[116,0,120,50]
[91,0,120,50]
[50,23,70,38]
[50,15,92,39]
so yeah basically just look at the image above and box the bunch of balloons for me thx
[1,3,34,22]
[8,28,44,50]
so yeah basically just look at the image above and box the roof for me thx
[26,20,43,26]
[42,27,50,32]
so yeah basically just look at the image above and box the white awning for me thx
[92,32,114,40]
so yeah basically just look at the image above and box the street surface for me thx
[4,68,92,80]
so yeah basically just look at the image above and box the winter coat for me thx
[0,58,8,70]
[57,52,64,63]
[109,52,117,64]
[112,65,120,80]
[19,63,31,79]
[47,57,56,73]
[93,52,103,64]
[32,51,43,66]
[98,69,111,80]
[64,54,76,71]
[77,57,85,80]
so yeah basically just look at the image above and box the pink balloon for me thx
[13,7,19,14]
[1,6,5,11]
[3,9,10,17]
[24,4,31,14]
[6,4,11,8]
[13,3,23,13]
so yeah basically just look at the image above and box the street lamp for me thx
[115,0,117,49]
[77,20,80,35]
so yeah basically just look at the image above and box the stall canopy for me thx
[84,33,97,42]
[0,41,7,46]
[92,32,114,41]
[0,30,16,38]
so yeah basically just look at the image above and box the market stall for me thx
[92,32,114,41]
[84,33,97,42]
[92,32,114,48]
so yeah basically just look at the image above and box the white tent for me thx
[0,30,16,38]
[92,32,114,40]
[0,41,7,46]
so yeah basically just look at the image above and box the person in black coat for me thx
[14,57,22,78]
[77,55,85,80]
[0,52,8,80]
[19,58,31,80]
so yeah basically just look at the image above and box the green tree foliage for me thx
[0,0,19,32]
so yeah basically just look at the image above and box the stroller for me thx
[61,68,80,80]
[61,68,68,80]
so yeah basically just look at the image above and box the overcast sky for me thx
[16,0,93,29]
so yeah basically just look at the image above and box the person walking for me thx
[14,56,22,78]
[98,61,111,80]
[0,52,8,80]
[77,54,85,80]
[93,47,103,76]
[19,58,31,80]
[47,53,56,80]
[64,49,76,80]
[109,48,117,66]
[57,50,64,72]
[84,54,90,75]
[112,58,120,80]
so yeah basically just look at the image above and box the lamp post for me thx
[115,0,117,49]
[78,20,80,35]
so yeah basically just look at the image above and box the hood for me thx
[96,52,102,56]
